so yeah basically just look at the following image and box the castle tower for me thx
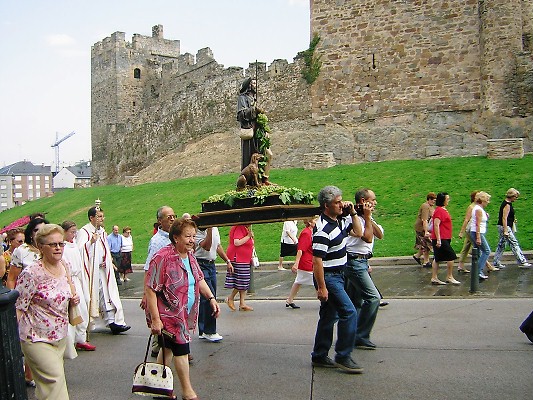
[309,0,533,123]
[479,0,530,115]
[90,25,180,182]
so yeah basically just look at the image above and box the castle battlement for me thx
[91,9,533,185]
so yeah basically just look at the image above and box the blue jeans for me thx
[493,225,527,266]
[312,271,357,361]
[197,259,217,335]
[344,259,380,342]
[470,232,490,277]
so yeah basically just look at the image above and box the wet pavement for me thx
[119,251,533,301]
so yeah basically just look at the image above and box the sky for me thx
[0,0,310,171]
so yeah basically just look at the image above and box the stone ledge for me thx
[487,138,524,159]
[303,152,336,170]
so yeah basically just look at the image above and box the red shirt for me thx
[296,227,313,272]
[431,206,453,240]
[226,225,254,264]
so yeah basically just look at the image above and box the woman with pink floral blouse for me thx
[15,224,80,400]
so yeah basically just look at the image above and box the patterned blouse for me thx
[15,260,72,343]
[11,243,41,270]
[145,244,204,344]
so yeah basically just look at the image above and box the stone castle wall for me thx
[91,3,533,185]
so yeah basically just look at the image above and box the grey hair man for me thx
[311,186,363,374]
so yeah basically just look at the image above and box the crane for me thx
[51,131,76,173]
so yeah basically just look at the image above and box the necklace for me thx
[42,262,63,278]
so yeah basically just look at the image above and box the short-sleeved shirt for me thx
[121,235,133,252]
[144,228,171,271]
[226,225,254,264]
[312,214,352,270]
[107,233,122,253]
[414,202,434,232]
[431,207,453,240]
[195,227,221,261]
[11,243,40,271]
[145,244,204,344]
[346,215,384,255]
[280,221,298,244]
[15,260,72,343]
[296,227,313,272]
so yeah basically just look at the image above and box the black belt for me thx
[197,258,215,264]
[347,252,373,260]
[323,268,344,274]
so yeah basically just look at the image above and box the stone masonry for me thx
[91,2,533,185]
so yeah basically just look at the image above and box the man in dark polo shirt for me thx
[311,185,363,374]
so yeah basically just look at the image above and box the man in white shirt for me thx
[195,227,232,342]
[141,206,175,356]
[344,188,383,350]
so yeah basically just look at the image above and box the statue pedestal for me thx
[193,204,320,229]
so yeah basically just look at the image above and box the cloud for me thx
[45,34,76,47]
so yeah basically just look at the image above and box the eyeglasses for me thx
[165,215,177,220]
[42,242,66,248]
[13,239,24,243]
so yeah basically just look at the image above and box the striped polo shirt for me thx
[312,213,352,270]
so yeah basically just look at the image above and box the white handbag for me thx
[132,335,174,398]
[251,248,260,268]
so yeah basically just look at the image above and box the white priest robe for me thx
[63,241,90,342]
[76,223,126,326]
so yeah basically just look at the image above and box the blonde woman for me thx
[16,224,80,400]
[469,191,491,280]
[492,188,531,269]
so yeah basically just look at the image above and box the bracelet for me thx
[207,296,216,301]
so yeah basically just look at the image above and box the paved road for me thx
[26,298,533,400]
[22,252,532,400]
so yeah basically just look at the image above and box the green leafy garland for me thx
[204,185,315,208]
[255,113,271,178]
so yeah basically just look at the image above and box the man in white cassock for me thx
[76,206,130,334]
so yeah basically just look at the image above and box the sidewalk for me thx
[120,251,533,300]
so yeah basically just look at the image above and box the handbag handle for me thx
[61,261,77,298]
[143,334,167,368]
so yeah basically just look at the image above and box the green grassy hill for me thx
[1,156,531,264]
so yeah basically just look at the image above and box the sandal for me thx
[225,297,236,311]
[239,305,254,311]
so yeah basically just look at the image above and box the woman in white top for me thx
[469,191,491,280]
[7,217,47,289]
[277,220,298,270]
[120,226,134,281]
[61,221,95,351]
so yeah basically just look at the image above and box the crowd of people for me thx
[412,188,531,285]
[1,181,531,398]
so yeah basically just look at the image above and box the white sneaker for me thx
[519,262,532,268]
[202,333,223,342]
